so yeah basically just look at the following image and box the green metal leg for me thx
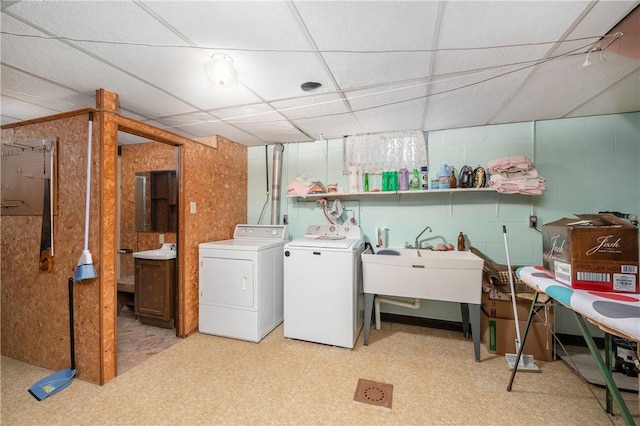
[605,333,613,414]
[573,313,634,426]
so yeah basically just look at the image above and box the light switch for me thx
[190,201,197,214]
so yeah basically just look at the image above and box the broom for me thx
[74,113,97,282]
[502,226,538,371]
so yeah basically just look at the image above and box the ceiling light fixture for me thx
[205,54,238,88]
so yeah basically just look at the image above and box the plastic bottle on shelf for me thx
[457,232,465,251]
[437,163,451,189]
[419,166,429,190]
[364,173,369,192]
[409,168,420,190]
[398,168,409,191]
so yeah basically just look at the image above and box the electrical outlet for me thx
[529,215,538,228]
[159,234,164,244]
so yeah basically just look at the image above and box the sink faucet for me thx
[414,226,432,256]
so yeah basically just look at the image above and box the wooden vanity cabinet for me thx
[134,258,176,329]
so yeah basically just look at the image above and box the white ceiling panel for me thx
[347,83,427,112]
[295,1,440,50]
[495,52,640,124]
[155,114,264,146]
[291,115,362,140]
[228,50,338,101]
[569,69,640,117]
[143,1,310,50]
[1,65,94,114]
[1,1,638,146]
[0,97,60,125]
[354,96,427,134]
[553,1,638,56]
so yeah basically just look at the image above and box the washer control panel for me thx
[305,224,362,239]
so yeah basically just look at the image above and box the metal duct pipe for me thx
[270,143,285,225]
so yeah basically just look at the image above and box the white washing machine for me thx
[283,224,364,348]
[199,224,288,342]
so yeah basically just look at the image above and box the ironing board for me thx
[508,266,639,426]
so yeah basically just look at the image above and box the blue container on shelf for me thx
[437,163,451,189]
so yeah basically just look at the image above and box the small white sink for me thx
[133,243,176,260]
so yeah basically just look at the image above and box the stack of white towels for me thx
[487,156,545,195]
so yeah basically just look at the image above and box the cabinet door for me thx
[135,259,172,321]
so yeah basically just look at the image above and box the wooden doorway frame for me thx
[97,89,194,383]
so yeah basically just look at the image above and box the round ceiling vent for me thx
[300,81,322,91]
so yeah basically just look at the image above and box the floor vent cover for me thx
[353,378,393,409]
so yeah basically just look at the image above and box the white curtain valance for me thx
[343,130,428,174]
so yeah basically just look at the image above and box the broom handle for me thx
[68,277,75,370]
[83,113,93,251]
[502,226,522,347]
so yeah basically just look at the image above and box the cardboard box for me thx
[481,290,540,320]
[481,290,555,362]
[481,311,555,362]
[542,214,639,293]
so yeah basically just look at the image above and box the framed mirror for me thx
[135,170,177,232]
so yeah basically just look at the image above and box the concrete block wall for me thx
[248,112,640,336]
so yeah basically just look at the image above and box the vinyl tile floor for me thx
[116,306,181,375]
[2,321,639,425]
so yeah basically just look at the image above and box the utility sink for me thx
[361,247,485,361]
[132,243,177,260]
[361,248,484,304]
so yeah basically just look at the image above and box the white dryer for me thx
[199,224,288,342]
[283,224,364,348]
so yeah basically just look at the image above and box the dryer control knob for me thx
[329,225,336,233]
[284,251,290,257]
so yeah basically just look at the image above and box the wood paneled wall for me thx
[1,90,247,384]
[1,112,103,383]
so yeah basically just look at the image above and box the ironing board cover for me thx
[517,266,640,342]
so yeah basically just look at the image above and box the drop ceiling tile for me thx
[424,67,527,131]
[291,115,362,141]
[568,68,640,117]
[271,92,351,121]
[553,1,639,56]
[323,51,431,90]
[347,83,427,112]
[1,65,95,114]
[295,1,440,51]
[438,2,591,47]
[0,97,60,124]
[143,1,310,50]
[353,97,427,135]
[1,16,197,117]
[154,114,264,146]
[229,51,337,102]
[494,52,640,123]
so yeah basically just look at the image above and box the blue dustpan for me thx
[28,368,76,401]
[29,278,77,401]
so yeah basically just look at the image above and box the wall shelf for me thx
[288,187,496,200]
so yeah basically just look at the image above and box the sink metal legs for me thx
[461,302,481,362]
[363,293,374,345]
[363,293,481,362]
